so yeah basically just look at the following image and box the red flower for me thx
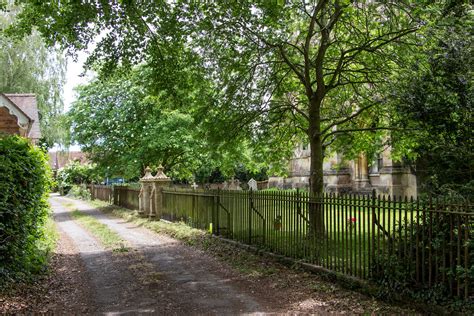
[350,217,356,223]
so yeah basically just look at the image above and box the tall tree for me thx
[69,68,204,179]
[186,1,430,235]
[0,3,66,146]
[68,65,264,181]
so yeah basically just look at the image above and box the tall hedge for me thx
[0,134,51,285]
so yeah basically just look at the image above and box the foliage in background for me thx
[0,134,52,287]
[56,160,100,195]
[390,1,473,198]
[68,68,205,179]
[7,0,426,193]
[66,184,91,200]
[0,3,66,147]
[193,164,268,185]
[67,66,277,181]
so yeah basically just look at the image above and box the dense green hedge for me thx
[0,134,52,286]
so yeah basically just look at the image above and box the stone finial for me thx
[191,182,198,190]
[141,166,154,180]
[248,178,258,191]
[154,164,170,179]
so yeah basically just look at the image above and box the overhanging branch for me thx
[321,101,377,134]
[321,127,415,144]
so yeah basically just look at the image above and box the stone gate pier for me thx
[139,165,171,219]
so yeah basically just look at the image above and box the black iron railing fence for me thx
[87,184,472,299]
[162,188,472,299]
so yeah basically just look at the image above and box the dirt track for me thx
[51,195,272,314]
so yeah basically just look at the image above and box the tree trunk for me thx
[308,97,325,239]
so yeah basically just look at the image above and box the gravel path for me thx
[52,195,274,314]
[51,196,171,314]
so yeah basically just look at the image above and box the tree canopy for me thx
[68,66,275,181]
[390,2,473,197]
[9,0,465,232]
[69,68,202,179]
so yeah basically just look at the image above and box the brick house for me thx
[0,93,41,143]
[48,151,89,172]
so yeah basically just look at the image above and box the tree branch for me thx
[322,127,414,144]
[321,101,377,134]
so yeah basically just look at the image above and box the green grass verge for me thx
[1,214,58,292]
[70,209,128,252]
[89,201,206,244]
[37,215,59,260]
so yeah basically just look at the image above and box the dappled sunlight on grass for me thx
[70,209,129,252]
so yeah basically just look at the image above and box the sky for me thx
[63,51,93,112]
[51,51,92,152]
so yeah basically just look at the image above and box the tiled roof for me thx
[3,93,41,141]
[48,151,89,170]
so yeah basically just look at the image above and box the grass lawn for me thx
[162,190,418,278]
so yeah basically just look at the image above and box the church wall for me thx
[268,144,418,197]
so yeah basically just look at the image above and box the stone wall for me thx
[269,145,418,198]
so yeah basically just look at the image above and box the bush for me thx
[0,134,52,287]
[371,207,474,310]
[56,160,100,195]
[67,184,91,200]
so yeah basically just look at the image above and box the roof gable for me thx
[0,93,31,129]
[2,93,41,140]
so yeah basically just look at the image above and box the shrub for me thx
[56,160,100,195]
[0,134,52,287]
[67,184,91,200]
[371,207,474,309]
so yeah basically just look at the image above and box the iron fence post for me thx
[249,189,252,244]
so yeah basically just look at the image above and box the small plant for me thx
[347,217,357,230]
[67,184,91,200]
[274,215,282,230]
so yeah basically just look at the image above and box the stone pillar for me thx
[139,166,154,217]
[378,146,417,198]
[149,165,171,219]
[355,153,370,189]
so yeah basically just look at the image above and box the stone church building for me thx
[268,143,418,198]
[0,93,41,143]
